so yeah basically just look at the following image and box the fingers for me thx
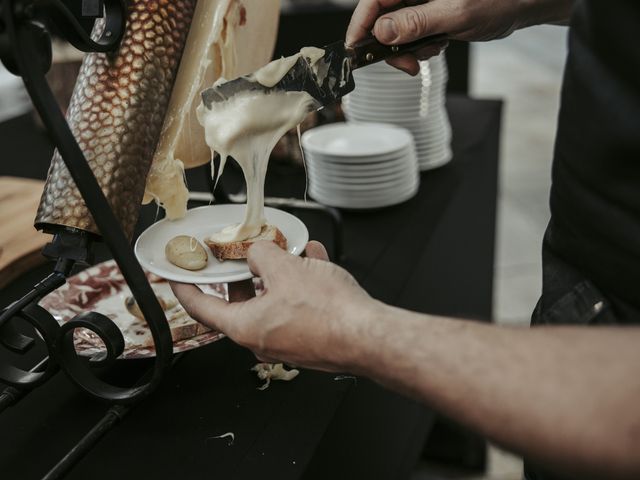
[386,54,420,75]
[373,1,453,45]
[414,39,449,59]
[247,240,329,278]
[304,240,329,261]
[246,241,291,279]
[255,354,281,364]
[347,0,408,45]
[385,41,448,74]
[170,282,233,332]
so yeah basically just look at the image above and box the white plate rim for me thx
[134,205,309,284]
[301,122,413,157]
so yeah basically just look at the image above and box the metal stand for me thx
[0,0,173,408]
[0,2,346,478]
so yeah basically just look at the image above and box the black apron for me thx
[526,2,640,478]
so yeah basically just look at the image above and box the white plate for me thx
[307,165,410,181]
[307,158,412,176]
[348,89,426,101]
[135,205,309,284]
[306,157,411,172]
[415,130,451,144]
[344,97,429,111]
[304,143,413,164]
[345,114,430,131]
[416,145,450,158]
[344,99,429,113]
[354,75,429,85]
[310,176,419,199]
[416,142,450,156]
[302,122,413,157]
[310,182,419,209]
[343,105,430,121]
[309,174,414,191]
[414,134,449,146]
[306,152,417,175]
[352,81,427,91]
[307,164,415,182]
[344,95,426,107]
[352,80,428,91]
[417,143,452,157]
[419,156,452,171]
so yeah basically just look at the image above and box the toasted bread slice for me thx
[205,224,287,261]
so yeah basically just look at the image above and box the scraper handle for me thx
[348,33,448,70]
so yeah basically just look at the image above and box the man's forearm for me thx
[347,302,640,479]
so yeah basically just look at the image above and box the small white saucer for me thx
[135,205,309,284]
[301,122,413,157]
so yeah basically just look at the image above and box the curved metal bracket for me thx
[35,0,126,53]
[0,0,125,75]
[0,0,174,404]
[0,304,60,388]
[56,311,141,401]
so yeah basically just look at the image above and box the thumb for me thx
[246,241,292,280]
[169,282,234,333]
[304,240,329,261]
[374,3,449,44]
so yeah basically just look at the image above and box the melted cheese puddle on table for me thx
[197,47,324,243]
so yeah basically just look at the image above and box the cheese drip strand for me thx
[197,48,324,243]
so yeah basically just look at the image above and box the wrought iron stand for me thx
[0,1,174,476]
[0,2,346,478]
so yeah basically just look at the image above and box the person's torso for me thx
[549,0,640,310]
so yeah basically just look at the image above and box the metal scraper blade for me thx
[201,41,355,110]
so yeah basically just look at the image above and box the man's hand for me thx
[346,0,574,74]
[170,241,375,372]
[170,243,640,479]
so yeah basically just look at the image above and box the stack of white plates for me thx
[342,54,452,170]
[301,122,419,209]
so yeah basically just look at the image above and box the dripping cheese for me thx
[144,0,280,219]
[196,48,324,243]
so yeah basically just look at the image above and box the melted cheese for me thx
[144,0,234,219]
[251,363,299,390]
[143,0,280,219]
[197,49,323,243]
[252,46,324,87]
[198,90,315,241]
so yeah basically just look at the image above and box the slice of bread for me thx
[204,224,287,261]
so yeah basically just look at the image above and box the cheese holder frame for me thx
[0,1,201,476]
[0,0,192,407]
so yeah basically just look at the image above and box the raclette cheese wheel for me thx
[144,0,281,219]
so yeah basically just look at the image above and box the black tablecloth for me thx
[0,95,502,479]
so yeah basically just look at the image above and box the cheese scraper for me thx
[201,33,448,110]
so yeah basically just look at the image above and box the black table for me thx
[0,95,502,479]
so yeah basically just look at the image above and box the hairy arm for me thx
[171,242,640,479]
[352,303,640,479]
[346,0,575,73]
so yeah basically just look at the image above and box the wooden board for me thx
[0,177,50,288]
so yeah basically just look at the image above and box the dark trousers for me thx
[523,224,640,480]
